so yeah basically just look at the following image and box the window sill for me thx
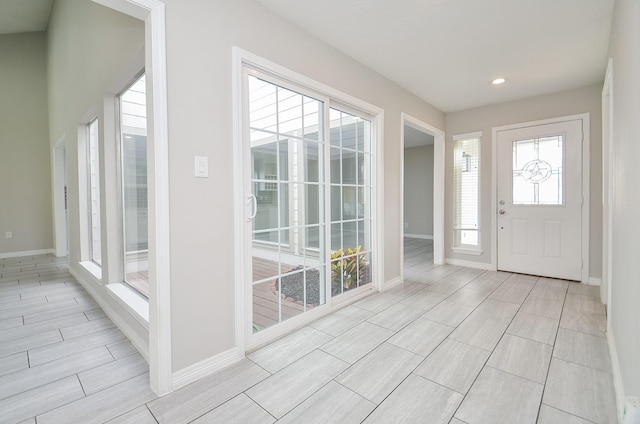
[452,247,483,256]
[106,282,149,330]
[79,261,102,280]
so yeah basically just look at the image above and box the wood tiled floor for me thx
[0,241,617,423]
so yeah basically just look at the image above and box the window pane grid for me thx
[329,108,372,297]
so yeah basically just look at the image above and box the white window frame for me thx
[77,115,103,279]
[452,131,482,255]
[117,71,149,298]
[87,118,103,266]
[233,47,384,350]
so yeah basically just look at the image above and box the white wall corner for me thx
[607,330,625,424]
[381,276,403,291]
[171,347,245,391]
[588,277,602,286]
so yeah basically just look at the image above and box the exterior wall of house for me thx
[606,0,640,408]
[444,84,603,279]
[0,32,52,256]
[404,145,434,238]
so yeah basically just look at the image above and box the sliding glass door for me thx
[245,71,374,335]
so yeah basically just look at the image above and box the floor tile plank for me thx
[413,339,490,394]
[363,374,463,424]
[335,343,423,404]
[246,350,348,418]
[455,367,544,424]
[148,359,269,424]
[277,381,374,424]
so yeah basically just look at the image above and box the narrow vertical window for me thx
[453,133,481,252]
[119,74,148,296]
[87,119,102,265]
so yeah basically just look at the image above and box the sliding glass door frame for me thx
[238,57,383,349]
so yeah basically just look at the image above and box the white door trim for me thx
[92,0,172,396]
[602,59,614,308]
[52,134,68,257]
[491,113,590,282]
[400,113,445,282]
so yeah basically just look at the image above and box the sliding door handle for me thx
[247,194,257,221]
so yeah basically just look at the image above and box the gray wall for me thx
[404,145,434,237]
[162,0,444,371]
[0,32,52,256]
[607,0,640,403]
[46,0,445,374]
[445,84,602,279]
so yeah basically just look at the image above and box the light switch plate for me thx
[194,156,208,178]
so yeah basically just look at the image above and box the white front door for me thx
[497,119,583,280]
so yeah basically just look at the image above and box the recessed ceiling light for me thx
[491,78,507,85]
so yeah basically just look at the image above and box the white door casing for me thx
[496,119,584,281]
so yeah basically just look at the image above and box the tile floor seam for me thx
[535,284,568,424]
[75,373,87,397]
[244,357,274,377]
[484,364,547,387]
[504,328,557,347]
[557,321,608,339]
[539,402,599,424]
[411,372,468,396]
[145,404,160,424]
[443,339,495,421]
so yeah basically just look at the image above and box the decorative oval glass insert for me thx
[521,159,553,183]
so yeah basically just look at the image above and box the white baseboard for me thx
[69,265,149,361]
[588,277,602,286]
[172,347,244,391]
[607,328,625,423]
[381,276,403,291]
[446,258,494,270]
[0,248,54,259]
[404,234,434,240]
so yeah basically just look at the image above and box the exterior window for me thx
[119,74,148,296]
[87,119,102,265]
[453,133,481,251]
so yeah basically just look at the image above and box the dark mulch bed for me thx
[272,267,321,307]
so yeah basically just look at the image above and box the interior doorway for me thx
[400,114,445,282]
[52,136,68,257]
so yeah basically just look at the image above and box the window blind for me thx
[453,134,481,248]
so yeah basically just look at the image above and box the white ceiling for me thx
[0,0,53,35]
[256,0,614,113]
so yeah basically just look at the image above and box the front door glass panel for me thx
[512,135,563,205]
